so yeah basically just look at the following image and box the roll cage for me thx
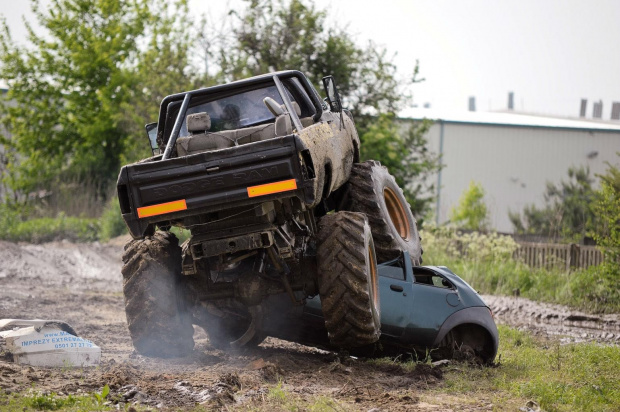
[156,70,324,159]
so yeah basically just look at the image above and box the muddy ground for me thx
[0,238,618,410]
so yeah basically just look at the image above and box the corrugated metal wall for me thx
[422,122,620,232]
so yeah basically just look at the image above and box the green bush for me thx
[449,181,490,231]
[98,198,127,241]
[421,227,620,313]
[0,204,99,243]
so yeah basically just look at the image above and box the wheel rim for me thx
[383,187,411,240]
[368,245,379,308]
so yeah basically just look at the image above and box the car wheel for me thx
[439,325,494,364]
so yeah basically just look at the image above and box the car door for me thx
[377,259,415,337]
[402,267,463,346]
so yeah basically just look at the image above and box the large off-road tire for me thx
[206,320,266,351]
[317,212,381,348]
[194,302,266,351]
[345,160,422,265]
[122,231,195,358]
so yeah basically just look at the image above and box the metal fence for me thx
[514,242,604,270]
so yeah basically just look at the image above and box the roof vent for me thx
[611,102,620,121]
[579,99,587,118]
[593,100,603,119]
[468,96,476,112]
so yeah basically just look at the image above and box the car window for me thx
[181,85,289,135]
[164,81,304,141]
[413,270,454,289]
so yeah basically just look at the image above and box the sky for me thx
[1,0,619,120]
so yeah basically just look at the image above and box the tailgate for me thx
[117,135,314,238]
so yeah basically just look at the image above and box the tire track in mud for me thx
[482,295,620,344]
[2,238,616,343]
[0,238,443,410]
[0,239,618,410]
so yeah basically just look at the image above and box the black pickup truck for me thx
[117,70,423,357]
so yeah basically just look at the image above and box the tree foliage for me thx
[209,0,440,217]
[1,0,440,220]
[0,0,194,198]
[215,0,404,118]
[449,181,489,231]
[359,114,439,217]
[509,166,595,242]
[592,159,620,274]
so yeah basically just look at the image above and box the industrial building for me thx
[401,109,620,232]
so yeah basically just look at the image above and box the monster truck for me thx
[117,70,422,357]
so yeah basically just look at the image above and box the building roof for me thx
[400,108,620,132]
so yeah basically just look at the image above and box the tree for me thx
[509,166,595,242]
[359,114,439,217]
[210,0,440,218]
[0,0,195,200]
[216,0,404,117]
[1,0,440,221]
[592,158,620,271]
[449,181,489,231]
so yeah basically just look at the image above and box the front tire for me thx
[345,160,422,265]
[122,231,195,358]
[317,212,381,348]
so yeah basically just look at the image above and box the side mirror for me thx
[322,75,342,112]
[145,122,158,155]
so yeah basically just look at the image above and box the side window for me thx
[413,269,454,289]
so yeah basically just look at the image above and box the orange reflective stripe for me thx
[137,199,187,218]
[247,179,297,198]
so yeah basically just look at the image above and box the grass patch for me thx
[432,325,620,411]
[238,381,345,411]
[2,329,616,411]
[98,199,127,241]
[0,389,110,411]
[0,199,192,244]
[421,227,620,313]
[0,204,99,243]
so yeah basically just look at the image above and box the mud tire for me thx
[317,212,381,348]
[345,160,422,265]
[206,319,266,351]
[122,231,195,358]
[194,303,266,351]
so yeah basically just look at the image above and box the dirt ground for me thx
[1,238,619,410]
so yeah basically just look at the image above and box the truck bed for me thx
[117,135,315,238]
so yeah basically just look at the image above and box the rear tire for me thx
[317,212,381,347]
[122,231,195,358]
[345,160,422,265]
[194,302,266,350]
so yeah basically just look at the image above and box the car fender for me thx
[433,306,499,358]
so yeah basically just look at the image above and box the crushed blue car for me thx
[288,251,499,363]
[205,249,498,364]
